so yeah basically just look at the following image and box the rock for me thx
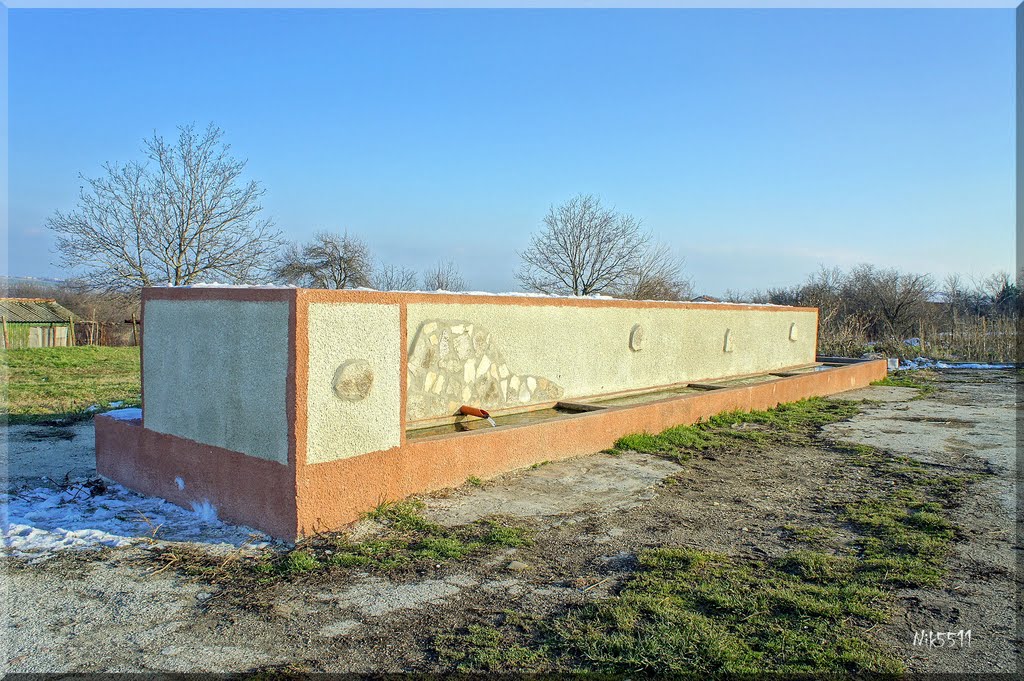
[507,560,530,572]
[333,359,374,401]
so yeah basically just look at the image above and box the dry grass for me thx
[818,315,1017,363]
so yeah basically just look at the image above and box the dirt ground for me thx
[2,369,1020,674]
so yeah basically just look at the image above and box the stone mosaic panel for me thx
[406,319,564,421]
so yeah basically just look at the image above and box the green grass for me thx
[156,500,537,595]
[871,370,936,398]
[611,397,860,462]
[251,501,535,578]
[2,346,141,424]
[437,392,977,676]
[439,464,971,676]
[439,546,900,675]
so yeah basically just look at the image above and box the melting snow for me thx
[103,407,143,421]
[163,283,791,307]
[2,480,271,560]
[899,357,1015,370]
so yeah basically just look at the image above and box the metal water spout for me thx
[460,405,496,427]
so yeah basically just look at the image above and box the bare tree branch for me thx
[373,263,419,291]
[516,194,691,300]
[273,231,374,289]
[48,123,283,291]
[422,259,466,292]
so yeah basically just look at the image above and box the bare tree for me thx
[48,123,283,291]
[941,273,964,337]
[618,242,693,301]
[723,288,752,303]
[373,263,419,291]
[422,259,466,291]
[844,264,933,339]
[516,194,649,296]
[274,231,373,289]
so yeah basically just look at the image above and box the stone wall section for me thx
[406,319,563,422]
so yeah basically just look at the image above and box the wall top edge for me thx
[141,286,817,314]
[143,287,298,303]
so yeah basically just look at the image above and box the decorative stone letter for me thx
[789,322,799,342]
[333,359,374,401]
[723,329,734,353]
[629,324,645,352]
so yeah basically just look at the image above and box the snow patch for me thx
[2,481,271,560]
[189,499,218,523]
[174,476,185,490]
[898,357,1015,370]
[160,284,793,307]
[103,407,142,421]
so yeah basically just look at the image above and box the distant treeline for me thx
[725,265,1021,363]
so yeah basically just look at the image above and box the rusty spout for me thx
[459,405,490,419]
[460,405,497,427]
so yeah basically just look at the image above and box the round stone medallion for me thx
[333,359,374,401]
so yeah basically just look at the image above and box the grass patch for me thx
[439,396,977,676]
[871,370,936,398]
[781,525,840,546]
[2,346,141,424]
[612,397,860,462]
[440,547,900,675]
[437,619,548,672]
[153,500,536,596]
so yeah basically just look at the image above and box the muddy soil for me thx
[2,370,1019,674]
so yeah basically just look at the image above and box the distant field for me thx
[2,346,140,424]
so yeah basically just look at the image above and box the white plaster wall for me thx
[406,303,817,417]
[306,303,402,464]
[143,299,290,463]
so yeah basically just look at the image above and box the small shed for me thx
[0,298,76,348]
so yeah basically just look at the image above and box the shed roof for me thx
[0,298,75,323]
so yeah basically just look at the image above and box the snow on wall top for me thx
[155,284,797,308]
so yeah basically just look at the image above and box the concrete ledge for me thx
[96,359,885,541]
[294,358,885,536]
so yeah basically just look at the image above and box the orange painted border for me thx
[95,414,298,539]
[292,358,886,537]
[96,358,885,540]
[141,286,816,314]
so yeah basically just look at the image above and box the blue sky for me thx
[7,8,1015,295]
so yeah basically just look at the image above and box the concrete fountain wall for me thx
[95,287,886,540]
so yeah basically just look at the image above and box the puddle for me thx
[407,405,590,440]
